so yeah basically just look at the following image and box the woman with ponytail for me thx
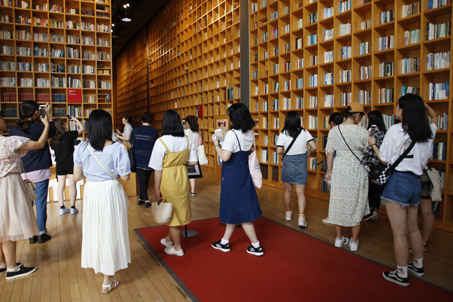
[50,117,85,215]
[10,101,56,244]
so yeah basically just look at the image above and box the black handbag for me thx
[128,131,137,172]
[369,141,416,185]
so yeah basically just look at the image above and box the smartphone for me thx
[368,125,377,137]
[65,113,72,119]
[39,105,46,118]
[214,129,224,142]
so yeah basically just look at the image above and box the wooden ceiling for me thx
[111,0,170,57]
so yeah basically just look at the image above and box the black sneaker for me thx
[5,266,36,280]
[211,240,230,252]
[29,236,38,244]
[0,263,22,275]
[38,233,51,244]
[144,202,151,208]
[137,200,145,205]
[408,262,425,277]
[364,209,378,221]
[382,270,409,286]
[246,245,264,256]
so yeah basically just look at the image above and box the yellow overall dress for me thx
[159,137,191,226]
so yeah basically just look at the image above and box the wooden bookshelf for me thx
[0,0,113,137]
[114,27,148,130]
[249,0,452,231]
[147,0,242,171]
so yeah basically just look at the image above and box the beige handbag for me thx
[20,161,37,202]
[151,198,173,224]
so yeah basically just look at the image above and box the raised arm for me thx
[73,117,85,135]
[425,102,437,125]
[20,116,50,151]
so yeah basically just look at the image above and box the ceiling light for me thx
[122,4,131,22]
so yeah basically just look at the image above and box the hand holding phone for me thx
[368,125,377,137]
[39,105,46,118]
[65,113,72,120]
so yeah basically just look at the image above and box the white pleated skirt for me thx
[81,180,131,276]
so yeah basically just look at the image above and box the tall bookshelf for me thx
[114,27,148,130]
[250,0,452,231]
[0,0,113,137]
[148,0,242,171]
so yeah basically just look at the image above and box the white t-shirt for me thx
[222,129,254,153]
[276,130,314,155]
[184,129,200,148]
[379,123,437,175]
[148,135,198,171]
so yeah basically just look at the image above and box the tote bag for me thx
[197,132,208,165]
[151,198,173,224]
[249,139,262,189]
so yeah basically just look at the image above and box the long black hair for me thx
[123,114,135,128]
[16,100,39,133]
[162,110,184,137]
[87,109,113,151]
[282,111,304,139]
[185,115,199,132]
[227,103,255,133]
[397,94,432,143]
[52,118,67,143]
[328,112,343,126]
[368,110,386,133]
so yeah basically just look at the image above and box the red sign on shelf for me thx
[196,105,203,117]
[67,89,82,103]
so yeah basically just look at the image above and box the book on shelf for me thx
[380,10,394,24]
[427,51,450,70]
[428,82,450,100]
[309,96,318,108]
[401,58,419,74]
[426,22,451,40]
[378,88,394,104]
[402,86,420,96]
[431,142,447,160]
[402,2,420,18]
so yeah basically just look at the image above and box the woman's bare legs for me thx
[419,198,434,247]
[57,175,67,207]
[1,241,16,269]
[189,179,196,194]
[68,175,77,207]
[166,226,182,250]
[283,182,293,211]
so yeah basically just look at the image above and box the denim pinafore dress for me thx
[219,130,262,224]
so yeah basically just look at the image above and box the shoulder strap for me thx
[158,138,170,153]
[186,135,189,149]
[338,125,362,163]
[231,130,242,151]
[283,128,302,159]
[391,140,416,169]
[86,143,118,179]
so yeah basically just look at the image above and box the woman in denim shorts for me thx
[276,111,317,228]
[368,94,437,286]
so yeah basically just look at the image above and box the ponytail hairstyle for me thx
[282,111,304,139]
[52,118,67,143]
[16,100,39,133]
[123,114,135,128]
[185,115,199,132]
[397,94,432,143]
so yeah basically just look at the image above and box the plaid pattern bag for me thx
[370,141,415,185]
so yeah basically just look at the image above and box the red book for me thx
[67,89,82,103]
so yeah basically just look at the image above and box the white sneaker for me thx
[349,238,359,252]
[160,238,173,248]
[334,236,349,248]
[59,207,70,215]
[285,210,292,221]
[70,207,79,215]
[164,246,184,256]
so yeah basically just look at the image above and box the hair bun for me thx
[347,106,352,111]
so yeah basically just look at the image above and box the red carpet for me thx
[135,217,452,302]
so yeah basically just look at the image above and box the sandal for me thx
[101,279,119,294]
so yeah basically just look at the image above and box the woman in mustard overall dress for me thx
[149,110,198,256]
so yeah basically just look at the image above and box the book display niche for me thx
[0,0,113,137]
[250,0,452,231]
[148,0,241,171]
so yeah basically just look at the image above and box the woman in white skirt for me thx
[74,110,131,294]
[0,110,50,279]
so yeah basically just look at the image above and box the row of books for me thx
[428,81,449,100]
[379,62,394,77]
[402,86,420,96]
[380,10,394,25]
[428,0,452,10]
[402,2,420,18]
[309,96,318,108]
[378,88,394,104]
[426,51,450,71]
[358,90,372,105]
[1,93,17,102]
[378,35,395,51]
[309,158,317,171]
[1,108,17,117]
[339,70,351,83]
[359,65,372,80]
[324,73,333,86]
[67,105,82,117]
[431,142,447,160]
[340,92,352,106]
[341,46,351,60]
[436,113,448,131]
[403,29,421,45]
[401,58,419,74]
[426,22,451,40]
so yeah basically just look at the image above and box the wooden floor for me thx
[1,170,452,301]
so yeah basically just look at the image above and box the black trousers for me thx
[136,168,153,201]
[369,180,385,209]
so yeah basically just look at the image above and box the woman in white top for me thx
[74,110,131,294]
[149,110,198,256]
[115,114,134,142]
[184,115,200,196]
[369,94,437,287]
[276,111,317,228]
[211,103,264,256]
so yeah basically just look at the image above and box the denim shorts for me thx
[381,171,421,206]
[281,153,308,185]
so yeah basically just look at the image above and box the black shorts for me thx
[420,169,433,199]
[56,161,74,176]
